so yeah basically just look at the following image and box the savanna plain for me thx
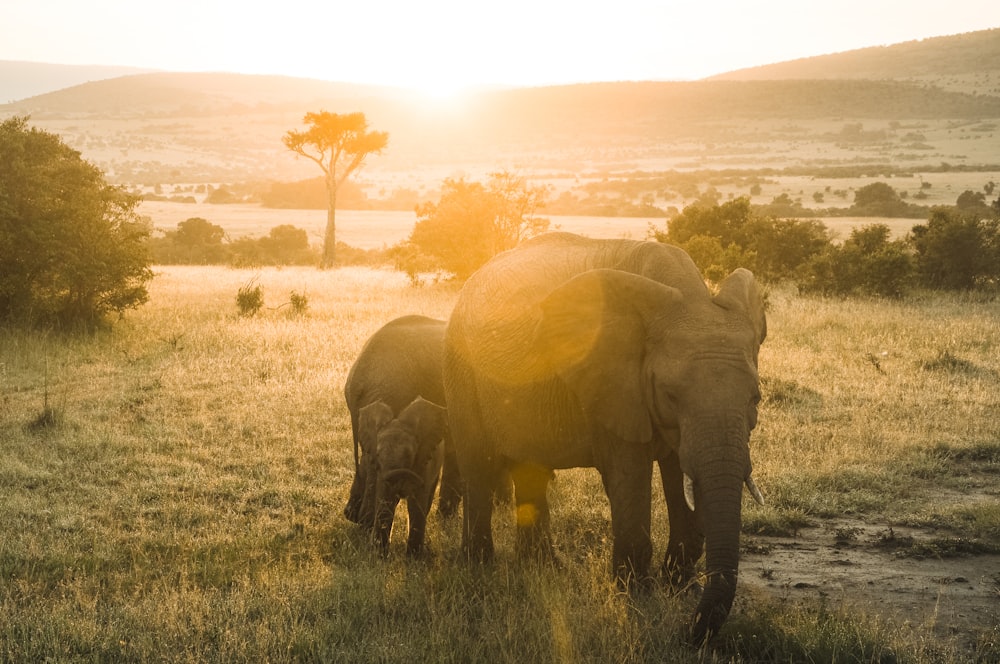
[1,264,998,663]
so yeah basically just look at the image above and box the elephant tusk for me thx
[683,474,696,511]
[745,476,765,506]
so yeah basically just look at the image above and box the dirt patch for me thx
[741,517,1000,649]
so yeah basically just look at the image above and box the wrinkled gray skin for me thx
[344,315,461,527]
[361,397,447,556]
[443,232,767,645]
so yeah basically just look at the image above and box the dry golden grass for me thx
[1,266,998,662]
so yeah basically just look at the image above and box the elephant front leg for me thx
[509,462,555,562]
[405,491,432,557]
[374,497,398,556]
[658,451,704,591]
[596,442,653,588]
[343,469,364,523]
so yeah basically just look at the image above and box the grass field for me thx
[1,265,998,662]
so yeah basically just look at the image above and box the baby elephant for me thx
[361,397,447,556]
[343,315,461,526]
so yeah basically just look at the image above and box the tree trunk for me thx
[322,174,337,268]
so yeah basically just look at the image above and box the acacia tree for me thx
[283,111,388,267]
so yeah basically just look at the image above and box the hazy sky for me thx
[3,0,999,95]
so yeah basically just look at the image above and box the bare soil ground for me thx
[742,493,1000,650]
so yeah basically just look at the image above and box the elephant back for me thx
[345,315,447,415]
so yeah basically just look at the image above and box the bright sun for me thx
[411,79,469,108]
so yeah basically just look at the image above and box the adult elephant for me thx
[443,232,767,645]
[344,315,461,527]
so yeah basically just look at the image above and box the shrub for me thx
[236,279,264,317]
[288,290,309,316]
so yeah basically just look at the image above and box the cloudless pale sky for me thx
[3,0,1000,95]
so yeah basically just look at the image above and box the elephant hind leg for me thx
[509,462,555,562]
[437,446,462,518]
[461,464,497,563]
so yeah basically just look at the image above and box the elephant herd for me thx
[341,232,768,645]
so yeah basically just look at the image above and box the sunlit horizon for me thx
[3,1,1000,95]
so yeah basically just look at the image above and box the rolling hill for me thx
[710,27,1000,92]
[0,60,154,104]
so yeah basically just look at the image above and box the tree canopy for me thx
[408,171,549,279]
[283,111,388,267]
[0,116,152,327]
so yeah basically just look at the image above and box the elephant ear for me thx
[714,268,767,348]
[398,397,447,464]
[535,269,683,443]
[358,401,394,456]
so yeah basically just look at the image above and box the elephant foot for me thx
[406,545,430,559]
[437,495,460,518]
[613,566,656,594]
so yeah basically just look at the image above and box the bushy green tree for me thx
[651,197,829,282]
[0,116,152,327]
[655,196,753,249]
[850,182,921,217]
[257,224,315,265]
[743,216,830,281]
[798,224,913,297]
[409,171,549,279]
[911,209,1000,289]
[149,217,227,264]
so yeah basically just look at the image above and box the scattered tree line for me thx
[652,195,1000,297]
[4,116,999,330]
[147,218,318,267]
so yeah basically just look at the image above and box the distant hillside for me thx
[2,29,1000,187]
[9,71,407,116]
[10,74,999,125]
[711,27,1000,92]
[0,60,154,103]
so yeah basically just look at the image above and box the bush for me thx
[0,116,152,327]
[236,280,264,317]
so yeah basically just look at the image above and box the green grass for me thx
[2,266,999,662]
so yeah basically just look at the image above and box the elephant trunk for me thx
[383,468,424,486]
[684,417,750,646]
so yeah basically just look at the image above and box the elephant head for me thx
[536,267,766,644]
[363,397,448,554]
